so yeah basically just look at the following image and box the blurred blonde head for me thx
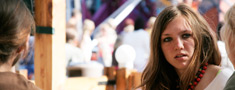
[67,9,82,29]
[145,16,156,35]
[221,4,235,60]
[95,23,117,44]
[83,19,95,35]
[107,18,117,29]
[66,28,79,46]
[123,25,134,33]
[146,16,157,29]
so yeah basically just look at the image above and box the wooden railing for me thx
[65,67,142,90]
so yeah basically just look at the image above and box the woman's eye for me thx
[182,34,191,39]
[163,37,172,42]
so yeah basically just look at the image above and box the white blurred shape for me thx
[115,44,136,69]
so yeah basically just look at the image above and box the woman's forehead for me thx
[162,16,192,35]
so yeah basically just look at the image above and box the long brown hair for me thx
[0,0,35,66]
[140,4,221,90]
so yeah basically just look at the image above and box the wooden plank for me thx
[127,71,142,90]
[116,68,140,90]
[104,67,116,90]
[116,68,134,90]
[127,73,134,90]
[65,76,108,90]
[132,72,142,89]
[116,68,127,90]
[34,0,66,90]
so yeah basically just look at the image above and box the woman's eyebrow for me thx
[162,34,170,36]
[181,29,192,33]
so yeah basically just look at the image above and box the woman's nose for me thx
[174,38,184,50]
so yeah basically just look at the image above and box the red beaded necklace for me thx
[187,63,208,90]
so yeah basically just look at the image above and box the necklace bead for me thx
[201,70,205,74]
[187,63,208,90]
[199,74,203,78]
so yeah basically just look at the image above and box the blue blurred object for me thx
[19,36,35,79]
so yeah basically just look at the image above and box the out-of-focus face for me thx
[221,24,235,66]
[161,15,195,75]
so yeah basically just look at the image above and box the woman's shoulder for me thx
[207,65,233,77]
[203,65,221,83]
[207,65,221,75]
[0,72,41,90]
[195,65,221,90]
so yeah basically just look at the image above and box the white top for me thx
[204,68,233,90]
[217,41,234,71]
[122,29,150,72]
[80,34,98,62]
[65,44,84,66]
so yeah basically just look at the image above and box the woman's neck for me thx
[176,69,184,77]
[0,64,12,72]
[0,59,13,72]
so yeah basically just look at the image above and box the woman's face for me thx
[161,16,195,75]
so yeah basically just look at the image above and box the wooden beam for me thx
[65,76,108,90]
[34,0,66,90]
[116,68,140,90]
[104,67,116,90]
[116,68,134,90]
[116,68,127,90]
[132,72,142,89]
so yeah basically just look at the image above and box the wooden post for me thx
[116,68,134,90]
[127,73,134,90]
[127,71,141,90]
[34,0,66,90]
[132,72,142,89]
[116,68,127,90]
[104,67,116,90]
[116,68,141,90]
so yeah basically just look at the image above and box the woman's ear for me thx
[17,46,23,53]
[17,35,30,53]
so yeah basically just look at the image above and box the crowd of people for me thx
[0,0,235,90]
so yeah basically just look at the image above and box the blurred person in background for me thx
[67,9,82,29]
[66,9,83,44]
[95,23,117,67]
[80,19,98,62]
[112,18,135,68]
[122,17,150,72]
[145,16,156,36]
[116,18,135,47]
[0,0,40,89]
[65,28,84,66]
[216,22,234,70]
[221,4,235,90]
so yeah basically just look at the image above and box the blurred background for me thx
[18,0,235,80]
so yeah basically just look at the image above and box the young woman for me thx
[140,4,232,90]
[0,0,40,89]
[221,4,235,90]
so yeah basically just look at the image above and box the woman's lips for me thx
[175,54,187,60]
